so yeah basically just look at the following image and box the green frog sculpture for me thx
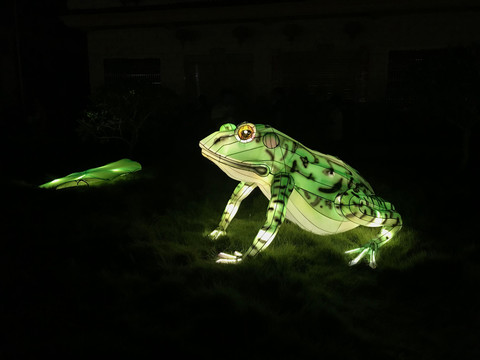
[200,123,402,268]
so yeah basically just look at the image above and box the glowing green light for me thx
[40,159,142,190]
[219,123,237,131]
[200,122,403,268]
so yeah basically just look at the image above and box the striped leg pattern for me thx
[336,189,403,268]
[210,181,257,240]
[217,174,294,264]
[243,174,294,257]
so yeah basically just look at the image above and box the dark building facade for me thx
[62,0,480,104]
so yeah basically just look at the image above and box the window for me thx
[104,58,161,87]
[386,48,451,107]
[271,50,366,102]
[184,52,253,99]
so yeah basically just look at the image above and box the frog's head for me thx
[199,122,283,182]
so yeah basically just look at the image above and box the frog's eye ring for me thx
[235,123,256,143]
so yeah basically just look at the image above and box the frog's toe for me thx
[216,251,243,264]
[345,241,379,268]
[346,247,369,266]
[209,228,226,240]
[369,250,377,269]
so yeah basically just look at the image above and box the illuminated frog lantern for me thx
[199,123,402,268]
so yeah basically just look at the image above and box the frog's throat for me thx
[200,146,269,177]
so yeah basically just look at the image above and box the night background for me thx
[2,0,479,358]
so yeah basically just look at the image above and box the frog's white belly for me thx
[258,183,358,235]
[216,162,358,235]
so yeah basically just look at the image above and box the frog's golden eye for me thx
[235,123,256,143]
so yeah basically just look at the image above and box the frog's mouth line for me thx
[200,144,269,177]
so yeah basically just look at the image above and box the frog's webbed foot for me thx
[208,228,226,240]
[345,240,380,269]
[216,251,243,264]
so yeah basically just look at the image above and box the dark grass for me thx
[2,140,479,359]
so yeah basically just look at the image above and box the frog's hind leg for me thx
[336,190,403,268]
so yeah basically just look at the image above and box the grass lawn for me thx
[2,146,478,359]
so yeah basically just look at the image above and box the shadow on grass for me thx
[1,164,478,359]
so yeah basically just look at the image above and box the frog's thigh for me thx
[336,192,399,228]
[285,190,359,235]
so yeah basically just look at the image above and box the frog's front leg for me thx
[209,181,257,240]
[336,190,403,269]
[217,174,294,264]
